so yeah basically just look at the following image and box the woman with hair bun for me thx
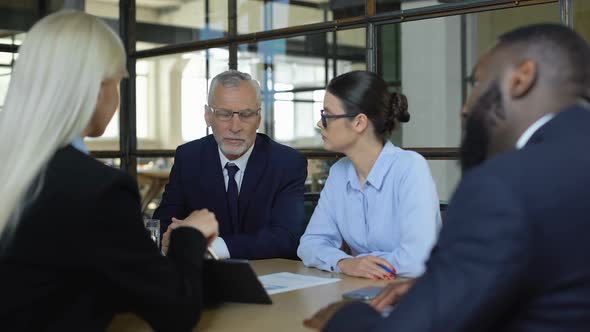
[298,70,441,279]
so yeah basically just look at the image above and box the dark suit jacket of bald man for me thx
[325,106,590,332]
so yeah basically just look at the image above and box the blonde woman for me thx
[0,11,217,331]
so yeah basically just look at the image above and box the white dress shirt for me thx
[209,143,255,259]
[515,114,555,149]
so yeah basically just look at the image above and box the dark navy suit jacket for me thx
[153,133,307,259]
[326,106,590,332]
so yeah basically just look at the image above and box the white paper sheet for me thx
[258,272,340,295]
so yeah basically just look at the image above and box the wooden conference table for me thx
[109,259,396,332]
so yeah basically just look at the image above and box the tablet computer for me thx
[203,259,272,305]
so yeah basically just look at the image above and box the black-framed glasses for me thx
[320,109,357,128]
[208,106,261,123]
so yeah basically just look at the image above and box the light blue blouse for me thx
[297,142,442,277]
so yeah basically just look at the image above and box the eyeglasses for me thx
[208,106,261,122]
[320,109,357,128]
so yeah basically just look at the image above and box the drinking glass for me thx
[144,218,160,248]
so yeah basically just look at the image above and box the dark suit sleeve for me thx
[223,153,308,259]
[325,302,381,331]
[153,147,188,233]
[325,171,532,332]
[85,172,207,332]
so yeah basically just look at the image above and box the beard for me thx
[459,81,505,173]
[213,132,251,158]
[220,142,248,158]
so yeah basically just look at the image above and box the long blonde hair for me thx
[0,11,126,238]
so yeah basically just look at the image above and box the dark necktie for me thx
[225,162,240,233]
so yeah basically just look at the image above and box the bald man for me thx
[306,23,590,332]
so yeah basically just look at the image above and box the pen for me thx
[377,264,396,276]
[207,247,219,260]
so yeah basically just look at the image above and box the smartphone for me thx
[342,286,384,301]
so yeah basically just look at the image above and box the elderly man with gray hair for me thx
[154,70,308,260]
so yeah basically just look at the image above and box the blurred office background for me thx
[0,0,585,217]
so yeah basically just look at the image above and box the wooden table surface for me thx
[109,258,394,332]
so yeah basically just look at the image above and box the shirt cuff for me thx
[211,237,231,259]
[327,251,353,273]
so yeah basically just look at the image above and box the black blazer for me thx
[153,133,307,259]
[0,146,208,332]
[326,106,590,332]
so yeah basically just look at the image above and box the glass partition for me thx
[237,27,366,148]
[130,48,229,150]
[573,0,590,43]
[135,0,228,51]
[237,0,365,34]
